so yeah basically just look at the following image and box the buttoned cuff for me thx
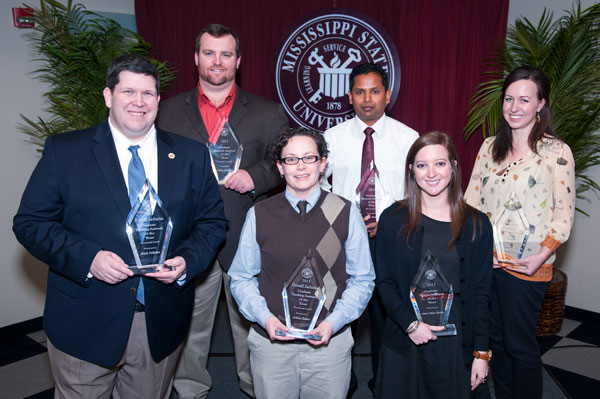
[324,312,344,335]
[257,309,276,329]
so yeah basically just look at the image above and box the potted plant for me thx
[19,0,175,150]
[463,1,600,335]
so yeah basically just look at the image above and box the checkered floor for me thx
[536,307,600,398]
[0,306,597,398]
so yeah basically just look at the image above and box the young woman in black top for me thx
[375,132,493,398]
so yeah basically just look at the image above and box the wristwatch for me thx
[473,350,492,361]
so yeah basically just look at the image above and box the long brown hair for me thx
[401,132,477,248]
[492,65,559,163]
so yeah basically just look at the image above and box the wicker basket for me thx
[536,269,568,336]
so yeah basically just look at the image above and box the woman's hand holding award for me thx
[276,250,326,341]
[410,251,457,336]
[492,192,530,269]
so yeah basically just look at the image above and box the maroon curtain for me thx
[135,0,508,185]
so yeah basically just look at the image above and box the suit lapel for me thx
[228,86,247,130]
[91,122,131,221]
[157,129,177,206]
[185,85,246,144]
[184,88,210,143]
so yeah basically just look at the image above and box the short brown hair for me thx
[271,127,329,164]
[195,23,240,57]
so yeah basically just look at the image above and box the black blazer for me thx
[13,122,227,367]
[157,86,289,269]
[375,203,493,366]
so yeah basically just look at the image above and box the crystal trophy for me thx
[492,192,531,268]
[409,251,456,336]
[276,250,326,340]
[354,164,390,227]
[126,180,174,274]
[206,121,243,185]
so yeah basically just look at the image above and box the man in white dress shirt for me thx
[320,62,418,394]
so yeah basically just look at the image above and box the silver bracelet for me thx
[405,320,420,334]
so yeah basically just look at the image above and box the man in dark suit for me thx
[157,24,288,399]
[13,54,227,398]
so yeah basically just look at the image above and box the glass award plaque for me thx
[354,165,390,226]
[206,122,243,185]
[409,251,456,336]
[126,180,174,275]
[492,192,531,268]
[276,250,326,340]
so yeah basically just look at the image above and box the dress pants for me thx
[348,235,381,397]
[367,235,385,385]
[490,269,548,399]
[172,261,253,398]
[368,289,386,382]
[247,327,353,399]
[48,311,181,399]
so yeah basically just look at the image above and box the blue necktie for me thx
[128,145,149,305]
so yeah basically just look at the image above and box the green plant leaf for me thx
[464,1,600,211]
[19,0,176,149]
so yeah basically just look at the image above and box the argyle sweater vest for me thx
[253,190,350,338]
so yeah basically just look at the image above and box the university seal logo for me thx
[273,10,400,131]
[425,270,437,280]
[301,268,314,279]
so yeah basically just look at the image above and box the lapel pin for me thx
[168,152,175,159]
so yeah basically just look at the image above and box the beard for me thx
[198,65,237,86]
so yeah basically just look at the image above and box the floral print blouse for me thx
[465,136,575,282]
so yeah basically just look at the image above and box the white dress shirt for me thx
[109,118,158,196]
[321,115,419,220]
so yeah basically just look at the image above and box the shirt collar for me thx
[197,83,236,108]
[353,114,388,139]
[285,186,321,213]
[108,117,157,153]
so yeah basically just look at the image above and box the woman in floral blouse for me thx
[465,65,575,399]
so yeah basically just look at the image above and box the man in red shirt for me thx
[157,24,289,399]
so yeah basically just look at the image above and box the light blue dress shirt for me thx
[228,186,375,334]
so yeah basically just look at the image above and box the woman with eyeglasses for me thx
[228,127,375,399]
[375,132,493,398]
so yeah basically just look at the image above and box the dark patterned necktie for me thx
[297,200,308,222]
[359,127,376,225]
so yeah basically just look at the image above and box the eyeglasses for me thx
[279,155,321,165]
